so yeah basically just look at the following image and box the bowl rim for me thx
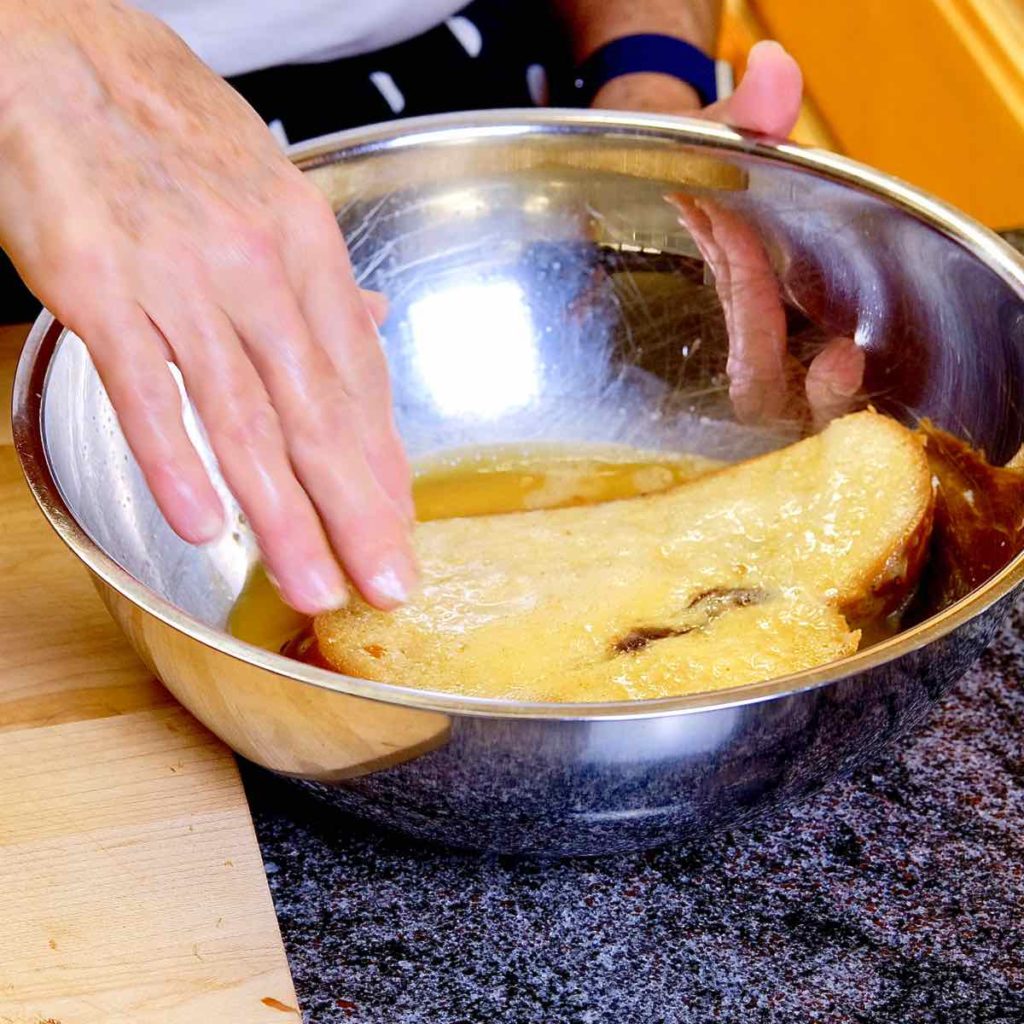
[14,108,1024,722]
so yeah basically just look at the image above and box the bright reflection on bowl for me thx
[406,281,540,419]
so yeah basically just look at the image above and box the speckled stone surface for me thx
[247,594,1023,1024]
[248,229,1024,1024]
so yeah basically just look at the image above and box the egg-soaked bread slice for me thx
[309,412,935,702]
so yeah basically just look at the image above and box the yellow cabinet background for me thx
[721,0,1024,229]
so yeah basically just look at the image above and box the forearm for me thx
[554,0,722,112]
[554,0,721,61]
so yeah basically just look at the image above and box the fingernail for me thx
[368,550,418,608]
[167,473,224,544]
[303,565,349,612]
[191,506,225,545]
[750,39,789,60]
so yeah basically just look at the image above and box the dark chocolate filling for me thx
[613,586,768,655]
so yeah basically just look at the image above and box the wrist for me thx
[591,72,702,114]
[560,33,722,109]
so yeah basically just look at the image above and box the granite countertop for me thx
[250,603,1023,1024]
[247,233,1024,1024]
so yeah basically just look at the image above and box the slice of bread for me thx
[307,411,935,702]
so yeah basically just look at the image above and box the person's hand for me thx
[591,39,804,137]
[593,40,864,427]
[0,0,416,614]
[670,196,865,429]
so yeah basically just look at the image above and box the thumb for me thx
[702,40,803,138]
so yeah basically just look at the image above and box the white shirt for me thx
[137,0,467,77]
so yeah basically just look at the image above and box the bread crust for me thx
[306,412,935,702]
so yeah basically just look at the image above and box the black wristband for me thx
[561,33,721,108]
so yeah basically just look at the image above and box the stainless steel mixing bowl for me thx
[14,111,1024,855]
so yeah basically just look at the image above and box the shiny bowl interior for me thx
[15,111,1024,854]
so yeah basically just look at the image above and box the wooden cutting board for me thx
[0,324,300,1022]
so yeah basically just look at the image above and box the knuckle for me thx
[140,451,186,489]
[250,491,323,555]
[157,241,205,285]
[340,346,391,403]
[129,372,181,418]
[238,226,278,271]
[288,396,351,465]
[50,243,100,289]
[91,340,176,411]
[251,505,297,546]
[307,197,343,244]
[290,188,344,248]
[350,344,391,388]
[215,218,280,276]
[326,503,404,555]
[213,399,281,452]
[48,253,119,325]
[287,413,338,465]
